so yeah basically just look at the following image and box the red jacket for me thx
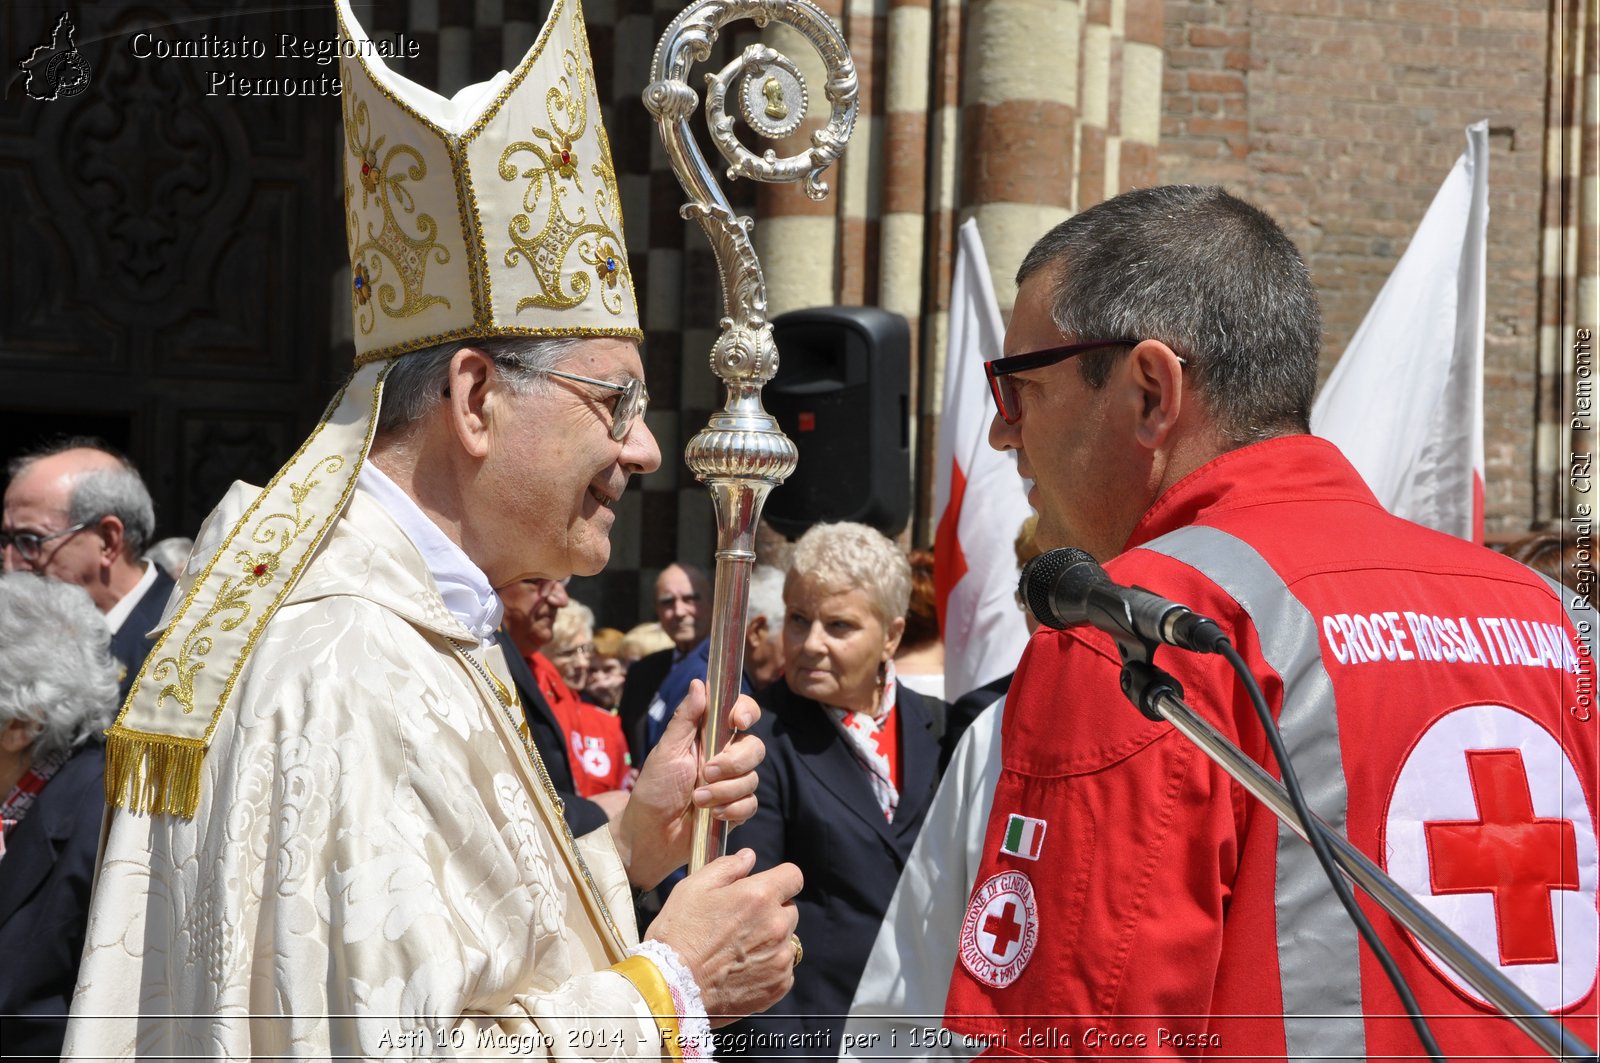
[525,652,631,795]
[944,435,1598,1059]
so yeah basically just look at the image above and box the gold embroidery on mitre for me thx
[497,46,631,317]
[343,89,452,330]
[334,0,640,359]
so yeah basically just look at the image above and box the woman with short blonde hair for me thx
[786,521,911,632]
[545,600,596,692]
[719,522,945,1060]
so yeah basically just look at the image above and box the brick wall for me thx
[1159,0,1552,535]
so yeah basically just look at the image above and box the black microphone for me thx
[1020,547,1229,654]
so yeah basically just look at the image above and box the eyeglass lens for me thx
[611,379,647,441]
[0,521,87,561]
[993,376,1021,424]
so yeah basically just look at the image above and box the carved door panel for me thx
[1,1,346,534]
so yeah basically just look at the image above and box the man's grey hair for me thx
[0,573,119,763]
[1016,185,1322,446]
[746,564,787,630]
[786,522,912,627]
[7,437,156,557]
[376,335,586,436]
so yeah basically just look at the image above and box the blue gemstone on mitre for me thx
[606,257,617,271]
[354,276,365,289]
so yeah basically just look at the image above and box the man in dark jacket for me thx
[3,439,174,702]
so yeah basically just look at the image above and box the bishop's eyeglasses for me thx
[538,368,649,442]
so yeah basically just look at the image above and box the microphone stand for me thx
[1115,643,1596,1063]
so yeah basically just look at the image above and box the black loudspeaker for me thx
[763,306,911,539]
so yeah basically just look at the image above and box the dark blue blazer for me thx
[644,637,752,755]
[109,566,176,704]
[0,741,106,1059]
[718,680,945,1058]
[618,646,676,764]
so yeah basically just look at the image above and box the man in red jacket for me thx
[942,185,1597,1059]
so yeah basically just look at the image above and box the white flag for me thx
[933,220,1034,702]
[1312,121,1489,542]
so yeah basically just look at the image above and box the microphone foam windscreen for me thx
[1019,548,1078,628]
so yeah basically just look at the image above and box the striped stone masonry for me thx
[1538,0,1597,522]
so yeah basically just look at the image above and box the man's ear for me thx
[95,514,127,566]
[445,347,498,459]
[1126,339,1186,450]
[745,614,767,654]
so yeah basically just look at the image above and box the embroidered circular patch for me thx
[958,871,1039,988]
[1383,703,1597,1011]
[578,743,612,779]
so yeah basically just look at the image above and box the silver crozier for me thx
[645,0,857,871]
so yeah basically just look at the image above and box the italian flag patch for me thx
[1001,814,1047,860]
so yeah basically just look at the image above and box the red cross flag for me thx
[933,220,1034,702]
[1385,703,1597,1010]
[1311,121,1489,543]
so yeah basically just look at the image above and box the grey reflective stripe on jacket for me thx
[1140,525,1365,1062]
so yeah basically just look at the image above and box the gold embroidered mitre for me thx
[105,0,637,818]
[339,0,640,358]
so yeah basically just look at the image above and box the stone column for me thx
[960,0,1079,312]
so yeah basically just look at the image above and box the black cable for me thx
[1216,639,1447,1063]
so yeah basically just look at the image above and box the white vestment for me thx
[840,699,1005,1061]
[65,485,673,1060]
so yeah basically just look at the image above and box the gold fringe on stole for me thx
[104,729,208,818]
[612,955,685,1061]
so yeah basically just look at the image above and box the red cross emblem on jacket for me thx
[1425,748,1580,966]
[1385,704,1597,1011]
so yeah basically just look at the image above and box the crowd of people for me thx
[1,0,1595,1057]
[0,420,988,1058]
[4,376,1594,1060]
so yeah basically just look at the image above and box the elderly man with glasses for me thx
[618,562,714,761]
[3,440,174,702]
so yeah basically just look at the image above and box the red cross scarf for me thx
[825,661,901,821]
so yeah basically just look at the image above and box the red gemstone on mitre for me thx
[253,564,268,577]
[361,162,371,175]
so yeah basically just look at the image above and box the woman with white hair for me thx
[719,522,946,1060]
[0,573,120,1058]
[540,599,632,799]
